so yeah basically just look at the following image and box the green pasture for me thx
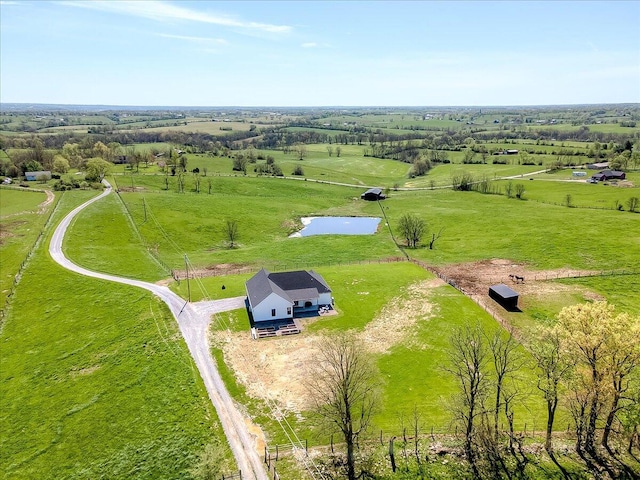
[497,174,640,209]
[64,191,168,281]
[558,274,640,315]
[0,187,58,311]
[382,188,640,271]
[129,142,173,153]
[0,191,233,479]
[0,187,47,216]
[404,163,545,188]
[108,173,640,277]
[529,122,640,135]
[116,177,399,270]
[126,120,256,135]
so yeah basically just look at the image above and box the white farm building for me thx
[245,269,332,323]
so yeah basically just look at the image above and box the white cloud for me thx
[57,1,292,33]
[156,33,228,46]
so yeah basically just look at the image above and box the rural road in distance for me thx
[48,182,267,480]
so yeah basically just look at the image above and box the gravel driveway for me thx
[48,182,266,480]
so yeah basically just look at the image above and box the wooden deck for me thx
[251,320,301,339]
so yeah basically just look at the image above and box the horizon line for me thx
[2,101,639,110]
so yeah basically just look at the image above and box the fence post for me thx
[305,438,308,455]
[331,434,334,453]
[264,445,267,464]
[275,444,278,462]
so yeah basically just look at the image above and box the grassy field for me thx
[122,120,258,135]
[64,191,168,281]
[0,187,47,216]
[2,125,638,479]
[110,174,640,275]
[208,262,552,445]
[0,187,58,312]
[388,188,639,270]
[0,191,235,479]
[116,176,399,270]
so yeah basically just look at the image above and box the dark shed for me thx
[361,188,386,201]
[489,284,519,310]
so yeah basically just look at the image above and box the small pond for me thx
[290,216,381,237]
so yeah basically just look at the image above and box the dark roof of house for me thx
[592,170,625,179]
[489,284,519,299]
[246,268,331,307]
[363,188,383,196]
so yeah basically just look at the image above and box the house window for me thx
[271,309,276,317]
[294,301,299,306]
[287,307,292,315]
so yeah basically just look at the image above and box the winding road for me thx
[49,182,267,480]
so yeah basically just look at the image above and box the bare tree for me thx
[446,324,489,478]
[487,331,522,442]
[224,219,238,248]
[429,227,443,250]
[505,181,514,198]
[307,334,380,480]
[335,146,341,157]
[529,328,572,457]
[327,145,334,157]
[295,144,307,160]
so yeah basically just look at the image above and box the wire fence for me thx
[260,421,582,479]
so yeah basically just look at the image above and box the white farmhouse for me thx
[245,269,332,323]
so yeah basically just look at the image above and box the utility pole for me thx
[184,254,191,302]
[142,198,147,223]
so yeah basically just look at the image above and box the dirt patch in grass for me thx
[174,263,254,280]
[360,278,442,354]
[212,278,444,414]
[70,365,101,377]
[433,259,601,335]
[0,221,26,245]
[37,190,55,213]
[434,259,598,298]
[116,186,146,193]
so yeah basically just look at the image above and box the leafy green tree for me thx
[397,213,425,248]
[556,302,640,459]
[84,158,113,182]
[52,155,70,174]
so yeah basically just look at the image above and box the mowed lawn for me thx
[0,192,233,479]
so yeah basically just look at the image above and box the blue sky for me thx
[1,0,639,106]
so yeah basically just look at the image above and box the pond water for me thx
[290,216,381,237]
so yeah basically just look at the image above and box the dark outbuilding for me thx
[361,188,386,201]
[591,170,626,182]
[489,284,519,311]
